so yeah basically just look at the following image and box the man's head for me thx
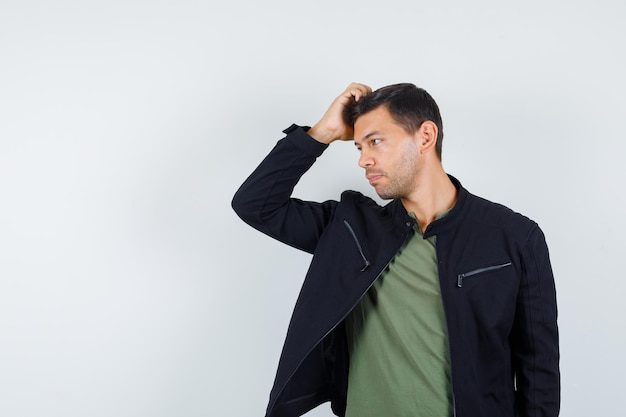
[345,83,444,159]
[349,83,444,200]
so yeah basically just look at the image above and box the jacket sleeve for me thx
[511,226,560,416]
[231,124,338,254]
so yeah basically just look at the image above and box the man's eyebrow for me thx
[354,131,383,146]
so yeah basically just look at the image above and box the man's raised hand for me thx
[308,83,372,144]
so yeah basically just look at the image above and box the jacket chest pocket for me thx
[457,262,512,288]
[343,220,371,272]
[455,260,517,332]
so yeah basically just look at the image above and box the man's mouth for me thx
[366,173,383,185]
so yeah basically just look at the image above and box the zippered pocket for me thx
[343,220,371,272]
[457,262,512,288]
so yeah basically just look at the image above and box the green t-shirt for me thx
[344,214,453,417]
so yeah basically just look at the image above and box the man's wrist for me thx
[282,124,328,156]
[307,124,336,145]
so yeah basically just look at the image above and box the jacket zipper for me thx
[269,221,414,413]
[343,220,371,271]
[456,262,512,287]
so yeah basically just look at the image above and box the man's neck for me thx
[401,166,457,233]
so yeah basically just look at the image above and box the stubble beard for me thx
[373,151,419,200]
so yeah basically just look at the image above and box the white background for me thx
[1,0,624,416]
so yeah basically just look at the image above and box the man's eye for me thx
[371,139,381,145]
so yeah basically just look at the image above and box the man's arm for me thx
[511,226,560,416]
[231,83,372,253]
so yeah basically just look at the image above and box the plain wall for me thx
[1,0,624,416]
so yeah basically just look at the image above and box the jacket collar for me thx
[388,174,469,238]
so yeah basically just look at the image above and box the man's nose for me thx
[358,150,374,168]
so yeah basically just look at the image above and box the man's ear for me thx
[415,121,439,155]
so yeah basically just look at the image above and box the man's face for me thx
[353,106,421,200]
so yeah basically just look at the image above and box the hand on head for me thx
[308,83,372,144]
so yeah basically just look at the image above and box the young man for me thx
[232,83,560,417]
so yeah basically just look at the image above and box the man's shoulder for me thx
[339,190,378,204]
[464,191,538,235]
[338,190,392,212]
[334,190,400,221]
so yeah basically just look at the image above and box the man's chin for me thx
[374,188,395,200]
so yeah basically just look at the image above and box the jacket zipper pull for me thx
[360,260,371,272]
[457,274,465,288]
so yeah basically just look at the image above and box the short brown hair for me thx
[345,83,444,159]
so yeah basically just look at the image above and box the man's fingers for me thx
[345,83,372,102]
[309,83,371,144]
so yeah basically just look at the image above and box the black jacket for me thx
[232,125,560,417]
